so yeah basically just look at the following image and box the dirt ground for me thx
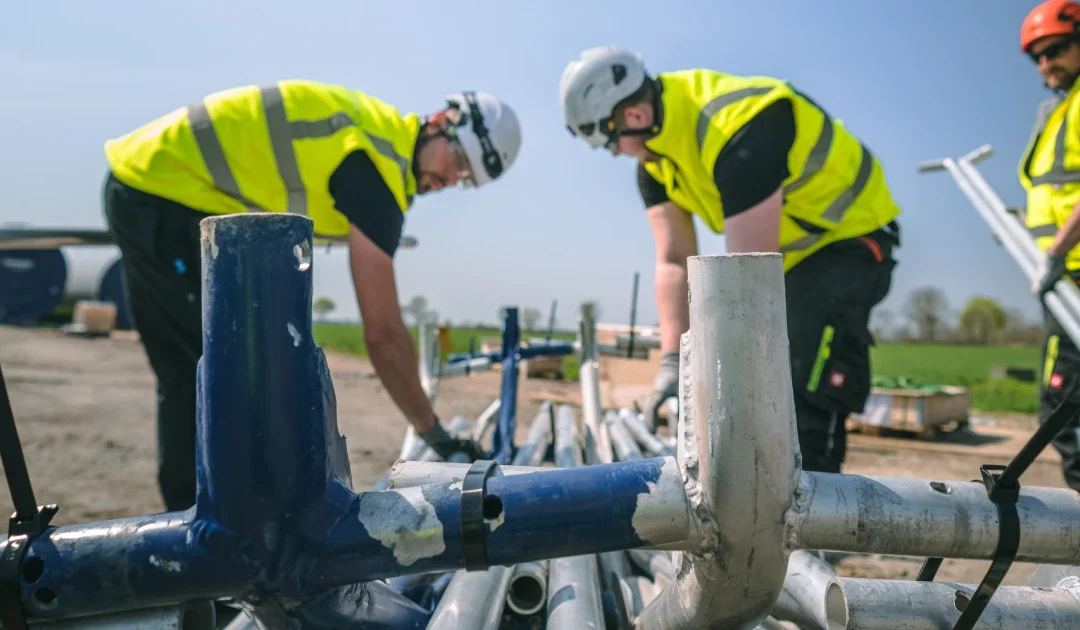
[0,324,1073,590]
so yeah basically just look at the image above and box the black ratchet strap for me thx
[460,459,498,571]
[0,360,59,630]
[916,379,1080,630]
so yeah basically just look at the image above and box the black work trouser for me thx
[785,223,899,473]
[1038,295,1080,493]
[102,173,210,512]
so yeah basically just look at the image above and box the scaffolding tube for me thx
[825,576,1080,629]
[787,471,1080,564]
[918,149,1080,345]
[426,405,554,629]
[506,561,549,616]
[769,550,836,630]
[587,408,642,628]
[471,398,503,443]
[619,409,676,458]
[627,549,673,590]
[546,404,606,629]
[636,253,800,630]
[577,303,612,465]
[606,410,644,462]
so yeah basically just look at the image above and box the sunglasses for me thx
[1029,37,1080,64]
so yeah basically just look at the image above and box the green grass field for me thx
[313,324,1044,414]
[870,343,1042,414]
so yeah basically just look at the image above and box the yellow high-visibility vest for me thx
[642,70,901,271]
[105,80,420,237]
[1018,83,1080,271]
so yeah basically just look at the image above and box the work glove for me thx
[419,420,487,462]
[1032,252,1069,300]
[642,351,680,431]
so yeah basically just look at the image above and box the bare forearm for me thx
[655,260,690,354]
[1050,200,1080,255]
[366,324,437,433]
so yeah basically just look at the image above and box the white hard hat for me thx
[444,91,522,188]
[559,46,650,150]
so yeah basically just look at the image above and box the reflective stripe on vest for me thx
[693,86,874,254]
[187,84,412,215]
[1029,116,1080,187]
[1030,223,1058,238]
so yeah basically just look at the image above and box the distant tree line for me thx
[871,286,1044,345]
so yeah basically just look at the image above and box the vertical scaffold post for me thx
[491,307,522,464]
[637,253,799,629]
[195,212,341,566]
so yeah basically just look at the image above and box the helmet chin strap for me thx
[604,77,664,146]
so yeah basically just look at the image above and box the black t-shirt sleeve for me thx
[712,98,796,218]
[637,162,670,209]
[328,150,405,258]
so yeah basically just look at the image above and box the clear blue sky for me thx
[0,1,1056,330]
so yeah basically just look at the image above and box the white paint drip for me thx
[632,456,688,545]
[358,488,445,566]
[149,554,184,573]
[287,322,301,347]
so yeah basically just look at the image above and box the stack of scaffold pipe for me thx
[5,212,1080,630]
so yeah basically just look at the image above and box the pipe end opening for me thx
[825,582,849,630]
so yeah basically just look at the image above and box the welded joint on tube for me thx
[781,472,815,552]
[675,330,719,557]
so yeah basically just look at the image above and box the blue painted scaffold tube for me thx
[7,213,691,624]
[491,307,522,464]
[312,454,690,585]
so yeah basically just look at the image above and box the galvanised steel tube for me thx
[547,403,605,629]
[547,553,604,630]
[637,253,799,630]
[386,461,538,488]
[506,561,548,615]
[386,406,553,488]
[627,549,673,589]
[370,415,471,491]
[825,577,1080,629]
[426,405,555,629]
[425,566,513,630]
[586,410,641,628]
[577,303,612,465]
[311,455,690,585]
[606,410,643,462]
[922,155,1080,344]
[787,471,1080,564]
[619,409,675,458]
[228,581,432,629]
[471,398,502,443]
[955,153,1080,342]
[770,550,836,630]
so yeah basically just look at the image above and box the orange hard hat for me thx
[1022,0,1080,52]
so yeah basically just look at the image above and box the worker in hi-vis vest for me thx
[559,47,901,473]
[1019,0,1080,493]
[103,81,521,512]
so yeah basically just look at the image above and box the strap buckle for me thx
[914,379,1080,629]
[460,460,499,571]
